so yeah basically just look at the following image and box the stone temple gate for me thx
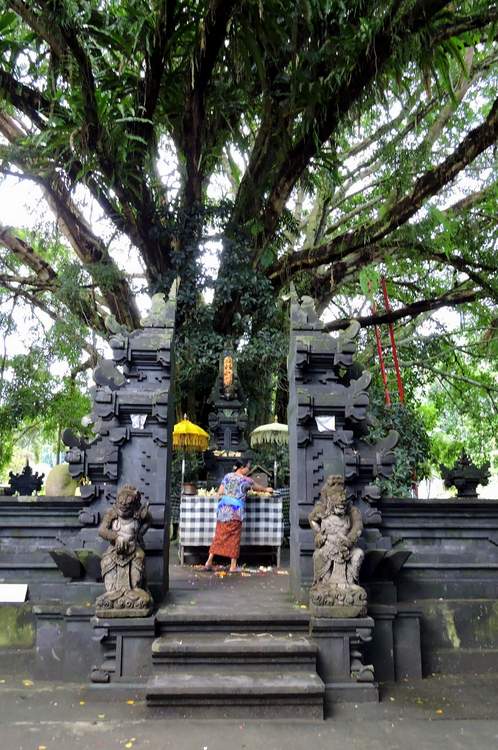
[63,288,177,595]
[287,293,399,601]
[1,284,457,717]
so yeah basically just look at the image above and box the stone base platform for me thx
[87,567,381,718]
[7,548,422,718]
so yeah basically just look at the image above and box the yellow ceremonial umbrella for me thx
[250,417,288,489]
[173,415,209,491]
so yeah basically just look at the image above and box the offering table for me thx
[178,491,284,566]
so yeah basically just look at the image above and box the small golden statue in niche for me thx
[222,354,236,398]
[223,355,233,386]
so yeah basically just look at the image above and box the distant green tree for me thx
[0,346,91,475]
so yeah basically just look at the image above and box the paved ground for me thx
[0,672,498,750]
[2,554,498,749]
[163,550,306,617]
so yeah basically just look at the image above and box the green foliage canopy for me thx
[0,1,497,483]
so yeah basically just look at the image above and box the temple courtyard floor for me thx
[0,672,497,750]
[1,551,497,748]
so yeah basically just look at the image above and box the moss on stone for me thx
[45,463,78,496]
[440,604,461,649]
[0,605,35,648]
[474,601,498,647]
[75,549,92,562]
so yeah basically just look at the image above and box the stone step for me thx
[155,607,310,634]
[146,670,325,719]
[151,632,317,670]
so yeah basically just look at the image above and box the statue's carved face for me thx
[321,476,349,516]
[332,493,348,516]
[116,486,140,518]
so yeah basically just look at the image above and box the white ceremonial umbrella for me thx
[250,417,289,489]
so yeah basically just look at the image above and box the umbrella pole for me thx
[181,453,186,495]
[274,457,278,489]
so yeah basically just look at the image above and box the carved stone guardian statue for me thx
[308,475,367,617]
[95,484,153,617]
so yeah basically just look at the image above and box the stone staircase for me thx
[145,612,325,718]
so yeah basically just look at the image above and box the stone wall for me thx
[379,497,498,675]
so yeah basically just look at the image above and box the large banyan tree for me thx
[0,0,497,468]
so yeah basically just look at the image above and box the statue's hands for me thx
[116,537,125,553]
[315,532,326,547]
[116,537,135,555]
[338,537,352,559]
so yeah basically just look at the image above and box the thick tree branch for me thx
[269,92,498,287]
[432,7,498,45]
[0,113,140,329]
[181,0,236,203]
[141,1,177,127]
[0,231,107,336]
[0,226,57,283]
[324,286,483,331]
[7,0,66,58]
[0,68,54,129]
[0,272,58,292]
[257,0,449,250]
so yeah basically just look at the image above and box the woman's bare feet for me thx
[204,553,214,571]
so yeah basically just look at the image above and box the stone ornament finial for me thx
[95,484,153,617]
[308,474,367,617]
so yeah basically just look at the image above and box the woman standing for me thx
[204,459,271,573]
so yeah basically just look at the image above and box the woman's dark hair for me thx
[232,458,251,471]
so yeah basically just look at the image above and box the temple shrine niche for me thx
[207,347,249,481]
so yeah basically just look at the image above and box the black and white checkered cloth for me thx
[179,493,284,547]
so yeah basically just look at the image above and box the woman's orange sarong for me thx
[209,520,242,560]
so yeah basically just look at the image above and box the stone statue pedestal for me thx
[309,616,378,706]
[95,587,153,619]
[310,582,367,618]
